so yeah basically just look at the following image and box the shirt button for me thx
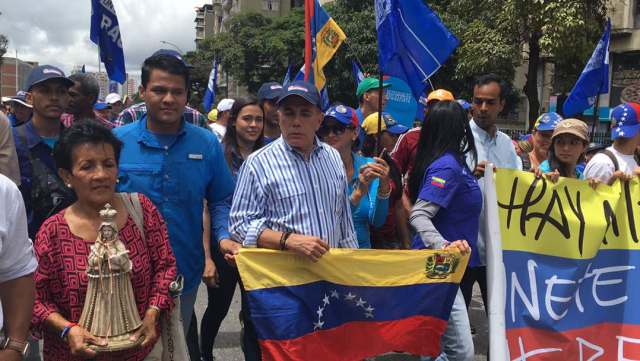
[164,197,169,202]
[164,174,170,180]
[164,145,169,150]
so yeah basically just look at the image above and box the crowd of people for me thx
[0,47,640,361]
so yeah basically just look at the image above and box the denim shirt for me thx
[114,115,235,292]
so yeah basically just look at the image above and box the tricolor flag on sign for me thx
[237,248,468,361]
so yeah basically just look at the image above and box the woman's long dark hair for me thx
[222,96,264,169]
[408,101,477,203]
[547,136,586,178]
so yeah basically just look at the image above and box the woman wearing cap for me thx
[318,105,390,249]
[360,112,409,157]
[521,112,562,171]
[201,96,264,361]
[407,101,477,360]
[535,118,589,180]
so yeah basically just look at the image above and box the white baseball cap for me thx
[105,93,122,104]
[216,98,235,113]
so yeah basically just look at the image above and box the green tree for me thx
[185,0,606,125]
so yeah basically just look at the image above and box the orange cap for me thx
[426,89,454,103]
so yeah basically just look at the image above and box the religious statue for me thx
[78,203,143,352]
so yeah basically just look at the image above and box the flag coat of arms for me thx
[237,249,469,361]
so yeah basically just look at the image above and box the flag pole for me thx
[590,95,600,143]
[304,0,312,82]
[376,69,384,155]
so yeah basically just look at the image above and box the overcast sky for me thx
[0,0,204,77]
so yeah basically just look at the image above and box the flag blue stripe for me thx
[246,280,458,340]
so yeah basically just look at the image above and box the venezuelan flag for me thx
[237,248,469,361]
[305,0,346,91]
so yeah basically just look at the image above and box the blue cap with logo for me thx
[25,65,74,91]
[8,91,32,108]
[277,81,321,108]
[456,99,471,110]
[324,105,358,127]
[611,102,640,140]
[534,112,563,131]
[258,82,284,101]
[152,49,192,68]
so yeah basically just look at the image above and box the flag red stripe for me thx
[259,315,446,361]
[304,0,314,82]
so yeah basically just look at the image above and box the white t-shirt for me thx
[0,173,37,329]
[209,123,226,142]
[584,146,639,183]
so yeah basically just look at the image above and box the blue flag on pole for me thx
[81,65,86,73]
[562,19,611,117]
[375,0,458,100]
[203,59,218,113]
[283,63,293,86]
[90,0,126,84]
[352,60,365,89]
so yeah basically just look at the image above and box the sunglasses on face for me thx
[317,124,354,137]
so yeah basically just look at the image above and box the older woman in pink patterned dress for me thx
[31,122,177,361]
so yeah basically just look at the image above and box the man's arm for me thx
[0,178,36,359]
[0,114,20,185]
[201,205,217,287]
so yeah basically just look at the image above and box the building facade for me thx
[0,56,38,97]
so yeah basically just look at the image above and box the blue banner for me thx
[352,60,365,90]
[384,76,417,128]
[90,0,126,83]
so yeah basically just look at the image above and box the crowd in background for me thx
[1,48,640,361]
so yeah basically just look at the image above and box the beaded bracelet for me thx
[60,322,79,340]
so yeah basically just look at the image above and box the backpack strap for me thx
[602,149,620,172]
[119,192,145,240]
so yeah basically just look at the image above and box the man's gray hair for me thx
[68,73,100,104]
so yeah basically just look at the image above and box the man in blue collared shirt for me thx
[227,81,357,361]
[114,53,235,335]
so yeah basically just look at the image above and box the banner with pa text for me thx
[494,169,640,360]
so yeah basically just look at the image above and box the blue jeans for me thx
[180,287,199,335]
[421,289,474,361]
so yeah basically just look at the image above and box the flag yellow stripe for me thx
[237,248,469,291]
[313,18,346,90]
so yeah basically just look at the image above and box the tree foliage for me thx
[0,12,8,68]
[185,0,607,123]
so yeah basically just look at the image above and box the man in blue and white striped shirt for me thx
[224,81,358,361]
[225,81,358,261]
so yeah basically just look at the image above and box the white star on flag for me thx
[345,292,356,301]
[356,298,366,307]
[323,295,330,306]
[331,290,339,299]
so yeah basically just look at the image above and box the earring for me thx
[66,183,72,188]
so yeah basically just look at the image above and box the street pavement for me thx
[194,284,488,361]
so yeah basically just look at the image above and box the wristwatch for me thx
[0,337,29,356]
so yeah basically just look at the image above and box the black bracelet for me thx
[279,231,287,250]
[282,232,292,250]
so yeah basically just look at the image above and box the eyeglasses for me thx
[317,124,354,138]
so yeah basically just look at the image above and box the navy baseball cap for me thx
[277,81,321,108]
[534,112,563,131]
[26,65,73,91]
[152,49,192,68]
[456,99,471,111]
[258,82,284,101]
[324,105,358,127]
[611,102,640,140]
